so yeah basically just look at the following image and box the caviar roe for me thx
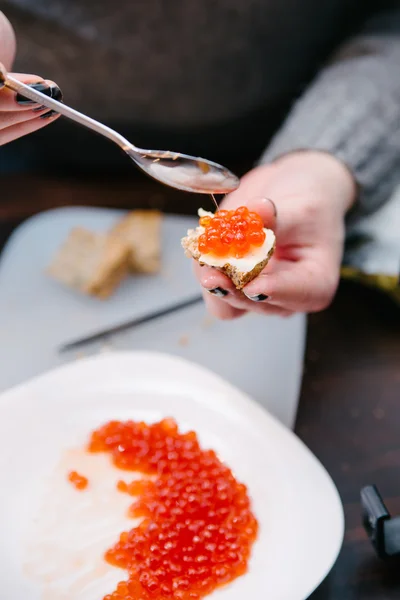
[88,418,258,600]
[68,471,89,491]
[198,206,265,259]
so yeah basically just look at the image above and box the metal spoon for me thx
[0,64,240,195]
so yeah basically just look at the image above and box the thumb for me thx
[247,196,277,230]
[221,194,277,230]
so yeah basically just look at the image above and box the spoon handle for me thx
[4,71,134,153]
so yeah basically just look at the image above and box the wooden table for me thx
[301,282,400,600]
[2,174,400,599]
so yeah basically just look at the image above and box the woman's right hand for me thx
[0,12,62,146]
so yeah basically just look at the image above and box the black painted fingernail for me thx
[247,294,269,302]
[17,82,63,108]
[40,110,58,119]
[38,83,63,118]
[16,82,50,105]
[207,287,228,297]
[49,83,63,102]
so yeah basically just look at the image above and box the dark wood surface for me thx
[1,174,400,599]
[301,283,400,600]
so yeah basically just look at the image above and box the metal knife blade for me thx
[59,294,204,353]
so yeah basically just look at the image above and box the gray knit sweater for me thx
[3,0,400,283]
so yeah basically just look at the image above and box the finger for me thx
[194,262,245,319]
[243,255,339,313]
[0,111,60,146]
[204,288,293,319]
[222,163,275,207]
[196,259,295,316]
[220,193,277,230]
[194,261,237,295]
[0,106,49,129]
[208,287,294,315]
[247,196,277,229]
[0,74,62,111]
[194,253,287,315]
[203,290,246,321]
[0,74,44,110]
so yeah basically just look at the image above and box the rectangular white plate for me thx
[0,351,343,600]
[0,207,306,428]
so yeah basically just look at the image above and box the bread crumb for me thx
[202,315,214,330]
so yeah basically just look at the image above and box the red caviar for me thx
[68,471,88,491]
[88,418,258,600]
[198,206,265,259]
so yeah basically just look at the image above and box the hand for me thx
[0,12,62,146]
[194,151,357,320]
[0,73,63,146]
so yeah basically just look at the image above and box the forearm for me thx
[260,7,400,217]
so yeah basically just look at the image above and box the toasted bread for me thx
[47,227,131,299]
[181,217,275,290]
[110,210,162,274]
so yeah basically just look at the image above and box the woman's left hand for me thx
[194,151,357,320]
[0,13,62,146]
[0,72,62,146]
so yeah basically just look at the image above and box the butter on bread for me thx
[47,227,131,299]
[110,210,162,274]
[181,210,275,290]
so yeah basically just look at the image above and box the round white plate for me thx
[0,351,344,600]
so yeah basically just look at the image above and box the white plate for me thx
[0,351,344,600]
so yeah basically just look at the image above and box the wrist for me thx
[272,150,358,213]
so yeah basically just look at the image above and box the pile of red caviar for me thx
[68,470,89,490]
[88,418,258,600]
[198,206,265,259]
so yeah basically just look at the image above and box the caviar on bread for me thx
[181,207,276,289]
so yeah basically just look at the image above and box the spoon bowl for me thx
[130,149,240,194]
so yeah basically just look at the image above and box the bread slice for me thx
[182,224,275,290]
[110,210,162,274]
[47,227,131,299]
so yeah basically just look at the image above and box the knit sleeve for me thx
[260,7,400,218]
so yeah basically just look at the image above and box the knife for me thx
[59,294,204,353]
